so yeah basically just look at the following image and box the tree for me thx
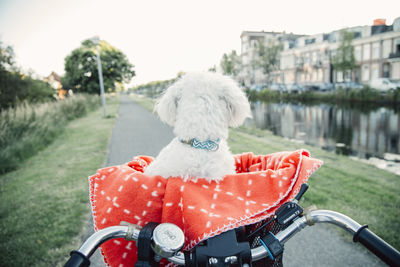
[0,41,15,71]
[208,65,217,72]
[220,50,241,76]
[332,30,356,82]
[63,39,135,94]
[251,40,283,83]
[132,72,185,98]
[0,41,54,110]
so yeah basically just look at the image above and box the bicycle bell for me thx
[151,223,185,258]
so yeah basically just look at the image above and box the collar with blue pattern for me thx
[179,138,220,152]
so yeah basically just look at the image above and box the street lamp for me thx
[90,36,107,117]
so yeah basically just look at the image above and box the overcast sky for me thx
[0,0,399,85]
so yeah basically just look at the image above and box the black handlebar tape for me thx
[353,227,400,266]
[64,251,90,267]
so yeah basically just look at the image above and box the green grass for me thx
[131,94,400,250]
[230,127,400,250]
[0,94,101,174]
[129,93,155,111]
[0,95,119,266]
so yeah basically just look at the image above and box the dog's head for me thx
[155,72,252,139]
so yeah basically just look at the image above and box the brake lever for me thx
[293,184,309,203]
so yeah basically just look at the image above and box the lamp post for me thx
[91,36,107,117]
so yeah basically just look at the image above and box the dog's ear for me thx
[223,82,252,128]
[154,83,182,126]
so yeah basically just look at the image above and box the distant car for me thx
[318,83,334,91]
[304,84,320,91]
[286,83,307,93]
[369,78,400,91]
[347,82,364,89]
[269,83,286,92]
[335,82,364,90]
[249,84,269,91]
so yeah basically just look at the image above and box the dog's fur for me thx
[144,72,252,182]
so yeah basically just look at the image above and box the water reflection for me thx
[250,102,400,159]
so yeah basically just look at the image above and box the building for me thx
[241,17,400,87]
[239,31,304,86]
[44,72,67,99]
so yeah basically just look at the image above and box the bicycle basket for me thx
[246,215,288,267]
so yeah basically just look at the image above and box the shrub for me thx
[0,69,55,110]
[0,94,100,173]
[246,86,400,105]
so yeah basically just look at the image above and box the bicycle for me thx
[65,184,400,267]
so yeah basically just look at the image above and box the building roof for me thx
[47,71,62,82]
[240,30,283,38]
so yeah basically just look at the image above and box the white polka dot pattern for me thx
[89,151,323,266]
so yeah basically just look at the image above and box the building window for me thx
[312,51,317,64]
[383,63,390,78]
[318,69,323,82]
[363,44,371,60]
[382,39,392,58]
[324,69,329,83]
[330,49,337,60]
[372,42,380,59]
[362,64,370,81]
[354,67,361,83]
[305,38,316,45]
[337,71,343,82]
[304,53,310,65]
[355,45,362,62]
[371,63,379,79]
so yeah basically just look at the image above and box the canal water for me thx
[249,101,400,160]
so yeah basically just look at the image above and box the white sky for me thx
[0,0,399,85]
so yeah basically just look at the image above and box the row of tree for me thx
[219,30,356,85]
[219,40,283,84]
[132,72,185,98]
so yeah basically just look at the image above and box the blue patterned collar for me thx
[179,138,220,152]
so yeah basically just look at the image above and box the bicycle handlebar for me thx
[354,226,400,266]
[65,226,140,267]
[65,210,400,267]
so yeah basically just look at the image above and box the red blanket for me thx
[89,150,322,266]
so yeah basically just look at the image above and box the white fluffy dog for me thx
[144,72,252,182]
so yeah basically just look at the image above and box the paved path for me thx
[82,94,174,266]
[84,94,384,266]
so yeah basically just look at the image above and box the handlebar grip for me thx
[64,251,90,267]
[354,227,400,266]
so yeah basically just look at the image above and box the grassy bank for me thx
[247,87,400,106]
[129,93,155,111]
[230,127,399,250]
[0,94,101,174]
[0,95,119,266]
[130,94,400,250]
